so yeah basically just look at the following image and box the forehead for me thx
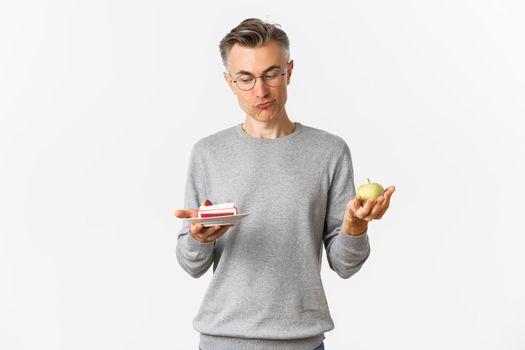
[227,40,287,74]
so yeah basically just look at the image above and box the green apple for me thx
[356,178,385,206]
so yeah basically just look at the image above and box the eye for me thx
[238,75,253,84]
[264,71,280,79]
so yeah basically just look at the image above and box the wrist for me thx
[342,217,368,236]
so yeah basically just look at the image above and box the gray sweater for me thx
[176,122,371,350]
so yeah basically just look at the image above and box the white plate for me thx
[183,213,249,227]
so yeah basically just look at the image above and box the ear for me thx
[223,72,237,95]
[286,60,294,84]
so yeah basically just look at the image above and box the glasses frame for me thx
[229,70,287,91]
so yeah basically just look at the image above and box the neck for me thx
[242,111,296,139]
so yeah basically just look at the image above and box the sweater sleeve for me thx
[323,142,371,279]
[176,144,215,278]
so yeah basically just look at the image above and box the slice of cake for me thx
[198,200,238,218]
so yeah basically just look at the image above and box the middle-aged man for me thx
[176,18,396,350]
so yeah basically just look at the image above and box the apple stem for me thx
[367,178,370,184]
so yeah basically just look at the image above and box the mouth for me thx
[256,100,274,109]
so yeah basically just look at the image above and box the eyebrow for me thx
[235,65,281,76]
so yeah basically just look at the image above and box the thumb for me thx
[175,209,198,218]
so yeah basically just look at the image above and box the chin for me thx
[250,107,281,122]
[245,108,267,119]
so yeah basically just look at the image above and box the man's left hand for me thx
[342,186,396,236]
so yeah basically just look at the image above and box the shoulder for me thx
[299,123,349,154]
[192,125,238,152]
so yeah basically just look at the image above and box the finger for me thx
[189,223,205,242]
[356,198,376,219]
[369,187,392,214]
[175,209,199,218]
[368,196,385,218]
[362,201,377,221]
[377,198,391,219]
[201,225,223,236]
[201,223,234,236]
[191,223,220,242]
[199,225,233,243]
[371,192,392,219]
[385,186,396,198]
[380,188,393,211]
[190,222,204,235]
[205,225,234,242]
[354,195,362,209]
[344,198,358,219]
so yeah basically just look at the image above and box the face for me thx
[223,40,294,123]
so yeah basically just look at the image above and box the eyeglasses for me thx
[230,69,287,91]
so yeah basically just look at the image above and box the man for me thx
[175,18,395,350]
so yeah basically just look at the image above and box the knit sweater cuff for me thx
[338,228,369,250]
[184,231,214,255]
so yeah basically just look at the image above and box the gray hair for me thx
[219,18,290,68]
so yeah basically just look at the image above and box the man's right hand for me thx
[175,209,234,243]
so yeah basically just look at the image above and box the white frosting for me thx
[199,202,235,211]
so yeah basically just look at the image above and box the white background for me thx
[1,1,524,349]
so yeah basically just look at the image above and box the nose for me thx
[253,77,269,98]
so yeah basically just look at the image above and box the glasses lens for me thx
[236,75,255,91]
[263,70,283,87]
